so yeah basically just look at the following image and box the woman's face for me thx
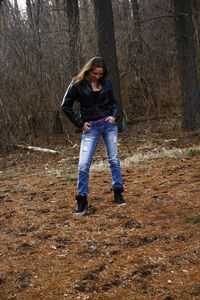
[88,67,104,83]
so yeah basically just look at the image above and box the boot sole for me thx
[74,209,88,216]
[114,202,127,206]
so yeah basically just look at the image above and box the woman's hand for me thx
[82,122,91,132]
[106,116,116,124]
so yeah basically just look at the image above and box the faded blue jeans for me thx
[78,122,123,196]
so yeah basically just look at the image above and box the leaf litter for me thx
[0,118,200,299]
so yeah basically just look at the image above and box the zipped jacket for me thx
[61,79,118,128]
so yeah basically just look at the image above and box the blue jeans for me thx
[78,122,123,196]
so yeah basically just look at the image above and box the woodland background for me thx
[1,2,200,299]
[0,0,200,144]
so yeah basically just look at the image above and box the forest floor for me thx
[1,117,200,300]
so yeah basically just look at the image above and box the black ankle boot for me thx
[75,194,88,214]
[114,190,126,206]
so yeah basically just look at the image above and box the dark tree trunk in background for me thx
[0,0,3,25]
[14,0,21,19]
[53,110,63,134]
[192,0,200,52]
[0,0,5,32]
[131,0,142,53]
[65,0,80,77]
[93,0,126,131]
[27,0,50,141]
[79,0,96,64]
[32,0,43,95]
[26,0,34,28]
[173,0,200,131]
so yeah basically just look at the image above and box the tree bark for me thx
[93,0,126,131]
[173,0,200,131]
[26,0,34,28]
[0,0,5,32]
[192,0,200,53]
[130,0,142,53]
[65,0,80,77]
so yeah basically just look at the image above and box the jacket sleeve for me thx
[61,81,85,129]
[108,81,118,120]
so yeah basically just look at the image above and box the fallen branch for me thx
[14,144,58,154]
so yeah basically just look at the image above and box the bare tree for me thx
[65,0,80,77]
[1,0,200,144]
[79,0,97,63]
[26,0,33,28]
[0,0,4,31]
[192,0,200,53]
[173,0,200,131]
[130,0,142,53]
[93,0,126,131]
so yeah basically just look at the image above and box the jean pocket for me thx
[83,127,91,133]
[107,121,117,126]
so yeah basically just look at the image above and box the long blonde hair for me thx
[74,57,108,85]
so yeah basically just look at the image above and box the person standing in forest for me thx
[61,57,126,214]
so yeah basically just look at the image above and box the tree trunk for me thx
[26,0,34,27]
[0,0,5,32]
[93,0,126,131]
[65,0,80,77]
[14,0,21,19]
[192,0,200,53]
[0,0,3,27]
[53,110,63,134]
[173,0,200,131]
[130,0,142,53]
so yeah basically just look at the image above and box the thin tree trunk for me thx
[65,0,80,77]
[14,0,20,19]
[192,0,200,53]
[93,0,126,131]
[173,0,200,131]
[130,0,142,53]
[0,0,5,32]
[26,0,34,28]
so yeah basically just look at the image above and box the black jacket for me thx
[61,79,118,128]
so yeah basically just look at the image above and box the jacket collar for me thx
[82,79,108,94]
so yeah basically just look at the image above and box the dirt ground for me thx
[1,118,200,300]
